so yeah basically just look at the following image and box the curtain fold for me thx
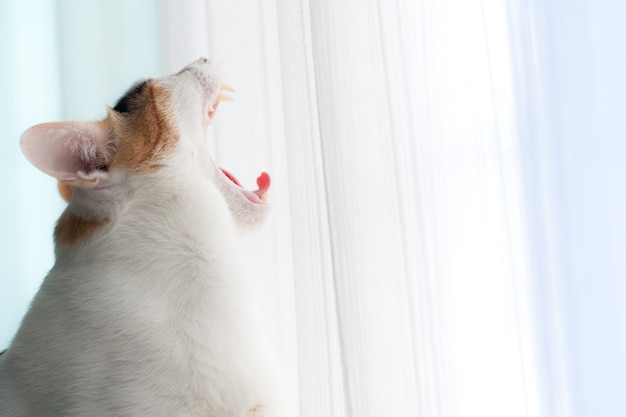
[276,1,422,416]
[273,1,346,414]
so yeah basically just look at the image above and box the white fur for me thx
[0,59,290,417]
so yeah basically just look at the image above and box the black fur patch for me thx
[113,79,150,114]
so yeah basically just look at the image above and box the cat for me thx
[0,58,289,417]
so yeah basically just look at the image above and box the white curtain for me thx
[2,1,625,416]
[275,0,538,415]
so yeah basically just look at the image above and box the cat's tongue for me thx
[221,168,270,202]
[255,172,271,200]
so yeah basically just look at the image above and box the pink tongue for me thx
[255,172,270,198]
[220,168,271,201]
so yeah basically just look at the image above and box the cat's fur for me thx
[0,58,288,417]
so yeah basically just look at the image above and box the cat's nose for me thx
[179,57,213,75]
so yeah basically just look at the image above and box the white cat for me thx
[0,58,289,417]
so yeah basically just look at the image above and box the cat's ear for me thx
[20,121,111,189]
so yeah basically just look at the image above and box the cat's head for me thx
[21,58,271,236]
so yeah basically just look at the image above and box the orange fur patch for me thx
[58,182,72,203]
[110,83,179,173]
[54,210,109,245]
[54,84,177,245]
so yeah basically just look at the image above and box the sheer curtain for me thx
[275,1,532,416]
[2,1,625,416]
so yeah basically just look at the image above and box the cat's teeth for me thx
[208,104,216,112]
[219,84,235,103]
[218,93,233,102]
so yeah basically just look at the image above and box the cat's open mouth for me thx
[208,85,271,204]
[221,169,270,203]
